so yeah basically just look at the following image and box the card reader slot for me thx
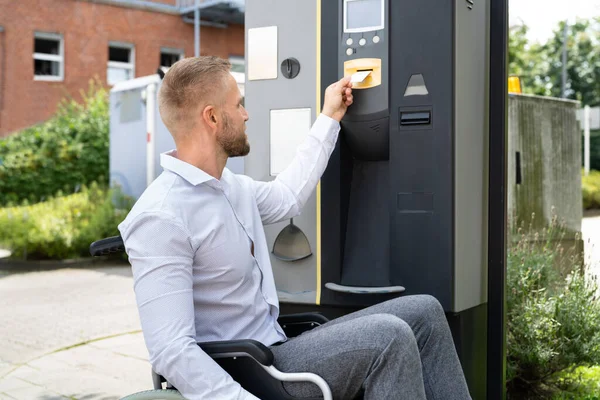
[344,58,381,89]
[400,111,431,126]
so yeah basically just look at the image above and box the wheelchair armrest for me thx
[278,312,329,325]
[89,235,125,256]
[198,339,274,366]
[152,340,275,389]
[278,313,330,338]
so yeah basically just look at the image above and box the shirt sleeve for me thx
[248,113,340,225]
[119,211,260,400]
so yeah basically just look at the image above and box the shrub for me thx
[507,215,600,399]
[0,80,109,206]
[0,183,133,260]
[553,365,600,398]
[582,169,600,209]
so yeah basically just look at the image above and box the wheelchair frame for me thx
[90,236,334,400]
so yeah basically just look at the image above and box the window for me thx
[160,47,183,68]
[107,42,134,85]
[229,56,245,73]
[33,32,64,81]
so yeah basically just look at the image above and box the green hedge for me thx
[0,183,133,260]
[582,170,600,209]
[0,81,109,206]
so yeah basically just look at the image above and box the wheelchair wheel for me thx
[120,389,186,400]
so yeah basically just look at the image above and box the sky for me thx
[509,0,600,43]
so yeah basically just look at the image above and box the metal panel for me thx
[487,0,508,396]
[576,106,600,130]
[109,88,148,199]
[453,0,490,312]
[388,0,454,310]
[244,0,319,304]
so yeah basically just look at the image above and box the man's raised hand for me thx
[322,76,354,122]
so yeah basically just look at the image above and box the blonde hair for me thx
[158,56,231,135]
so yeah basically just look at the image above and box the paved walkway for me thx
[0,266,150,399]
[0,332,151,400]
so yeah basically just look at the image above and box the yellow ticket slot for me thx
[344,58,382,89]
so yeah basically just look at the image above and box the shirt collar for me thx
[160,150,216,186]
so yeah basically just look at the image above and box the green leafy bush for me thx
[507,216,600,399]
[0,80,109,206]
[0,183,133,260]
[553,366,600,399]
[582,169,600,209]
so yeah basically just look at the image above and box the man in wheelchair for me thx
[117,56,471,399]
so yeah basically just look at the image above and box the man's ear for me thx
[202,105,218,131]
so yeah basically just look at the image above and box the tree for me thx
[542,18,600,106]
[509,17,600,107]
[508,23,548,96]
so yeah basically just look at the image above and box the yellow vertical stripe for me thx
[315,0,322,306]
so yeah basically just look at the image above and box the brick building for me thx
[0,0,245,137]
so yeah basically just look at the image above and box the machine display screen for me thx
[344,0,383,32]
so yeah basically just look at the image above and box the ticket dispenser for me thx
[244,0,490,397]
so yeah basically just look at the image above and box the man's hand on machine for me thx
[322,76,354,122]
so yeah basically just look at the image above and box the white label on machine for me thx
[248,26,278,80]
[270,108,311,176]
[351,70,372,83]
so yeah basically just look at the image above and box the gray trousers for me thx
[270,295,472,400]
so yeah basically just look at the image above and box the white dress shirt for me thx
[118,113,340,400]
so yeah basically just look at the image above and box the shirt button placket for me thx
[222,192,272,309]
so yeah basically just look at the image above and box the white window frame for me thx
[33,32,64,82]
[229,55,245,73]
[107,41,135,85]
[160,47,184,68]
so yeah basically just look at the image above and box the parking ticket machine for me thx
[244,0,491,397]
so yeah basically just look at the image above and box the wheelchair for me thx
[90,236,335,400]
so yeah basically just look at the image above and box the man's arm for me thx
[248,113,340,225]
[121,212,259,400]
[245,77,353,225]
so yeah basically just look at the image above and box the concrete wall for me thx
[507,94,582,262]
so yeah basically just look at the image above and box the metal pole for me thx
[488,0,508,396]
[562,21,568,98]
[585,105,591,176]
[194,0,200,57]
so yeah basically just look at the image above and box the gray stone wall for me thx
[507,94,582,254]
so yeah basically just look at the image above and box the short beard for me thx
[217,111,250,157]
